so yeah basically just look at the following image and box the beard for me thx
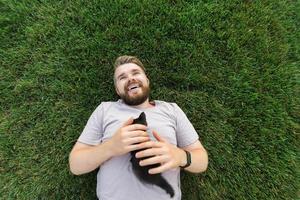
[119,81,150,106]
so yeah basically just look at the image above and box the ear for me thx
[115,86,120,96]
[114,80,120,96]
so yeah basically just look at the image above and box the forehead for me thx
[114,63,144,77]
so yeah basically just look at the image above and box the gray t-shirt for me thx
[78,100,199,200]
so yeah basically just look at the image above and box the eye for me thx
[118,75,126,80]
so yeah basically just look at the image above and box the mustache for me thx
[125,80,143,89]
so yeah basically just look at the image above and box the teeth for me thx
[128,83,139,90]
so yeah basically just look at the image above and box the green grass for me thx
[1,0,299,199]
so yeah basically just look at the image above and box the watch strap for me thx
[180,150,191,169]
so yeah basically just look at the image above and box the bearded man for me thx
[69,55,208,200]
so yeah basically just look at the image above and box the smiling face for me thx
[114,63,150,106]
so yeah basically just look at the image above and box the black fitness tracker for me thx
[180,150,191,169]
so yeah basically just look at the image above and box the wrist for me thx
[180,150,191,169]
[179,149,187,167]
[102,139,117,158]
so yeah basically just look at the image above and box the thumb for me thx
[122,117,133,127]
[152,130,166,142]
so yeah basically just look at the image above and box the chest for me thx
[102,110,177,145]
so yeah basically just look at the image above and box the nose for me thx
[128,74,136,82]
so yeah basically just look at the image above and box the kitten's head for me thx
[133,112,147,126]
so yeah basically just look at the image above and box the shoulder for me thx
[98,101,116,107]
[155,100,188,119]
[154,100,184,118]
[155,100,181,111]
[94,101,118,112]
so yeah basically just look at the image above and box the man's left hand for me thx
[135,130,186,174]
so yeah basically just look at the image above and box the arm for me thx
[69,141,115,175]
[181,140,208,173]
[69,118,149,175]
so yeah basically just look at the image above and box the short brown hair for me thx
[114,55,146,73]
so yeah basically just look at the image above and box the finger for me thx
[127,143,149,152]
[122,117,133,127]
[135,147,163,158]
[152,130,166,142]
[125,124,147,131]
[148,163,172,174]
[138,140,163,149]
[140,155,168,166]
[124,136,150,145]
[127,130,149,138]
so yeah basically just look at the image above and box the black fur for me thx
[130,112,175,198]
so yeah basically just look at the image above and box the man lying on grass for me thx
[69,55,208,200]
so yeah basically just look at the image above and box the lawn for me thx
[0,0,299,199]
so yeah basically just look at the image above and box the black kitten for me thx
[130,112,175,198]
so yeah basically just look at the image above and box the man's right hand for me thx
[109,117,149,157]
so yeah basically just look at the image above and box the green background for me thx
[1,0,299,199]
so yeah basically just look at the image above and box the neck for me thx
[130,99,154,109]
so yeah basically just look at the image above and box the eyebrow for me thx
[117,73,125,80]
[131,69,142,73]
[116,69,142,80]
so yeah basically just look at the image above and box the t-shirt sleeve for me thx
[172,103,199,148]
[77,103,104,145]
